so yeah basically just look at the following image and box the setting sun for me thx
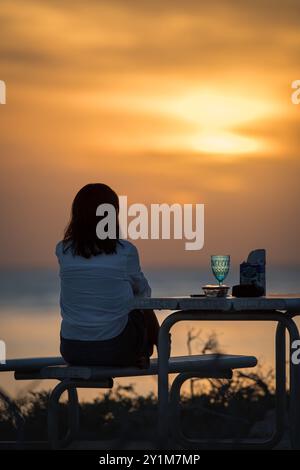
[190,131,264,155]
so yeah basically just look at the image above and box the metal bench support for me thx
[47,378,113,449]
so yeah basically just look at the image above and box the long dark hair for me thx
[63,183,120,258]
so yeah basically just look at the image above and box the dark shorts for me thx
[60,309,149,367]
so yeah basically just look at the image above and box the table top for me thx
[131,295,300,312]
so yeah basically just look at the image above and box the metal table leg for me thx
[158,310,300,449]
[288,314,300,449]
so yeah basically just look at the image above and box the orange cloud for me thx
[0,0,300,267]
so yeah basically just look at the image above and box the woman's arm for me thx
[127,244,151,297]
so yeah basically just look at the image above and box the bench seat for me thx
[0,354,258,381]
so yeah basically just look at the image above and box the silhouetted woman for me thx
[56,183,159,368]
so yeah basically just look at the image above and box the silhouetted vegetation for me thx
[0,368,276,446]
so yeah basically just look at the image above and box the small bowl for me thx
[202,285,230,297]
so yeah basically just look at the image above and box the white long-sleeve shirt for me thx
[55,239,151,341]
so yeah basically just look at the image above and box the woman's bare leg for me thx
[136,310,159,368]
[137,310,171,368]
[141,309,159,353]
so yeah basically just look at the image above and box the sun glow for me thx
[167,90,276,128]
[76,87,277,156]
[163,90,276,155]
[189,130,264,154]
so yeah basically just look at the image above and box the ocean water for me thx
[0,266,300,399]
[1,265,300,309]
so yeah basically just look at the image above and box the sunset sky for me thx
[0,0,300,268]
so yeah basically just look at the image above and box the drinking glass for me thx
[211,255,230,286]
